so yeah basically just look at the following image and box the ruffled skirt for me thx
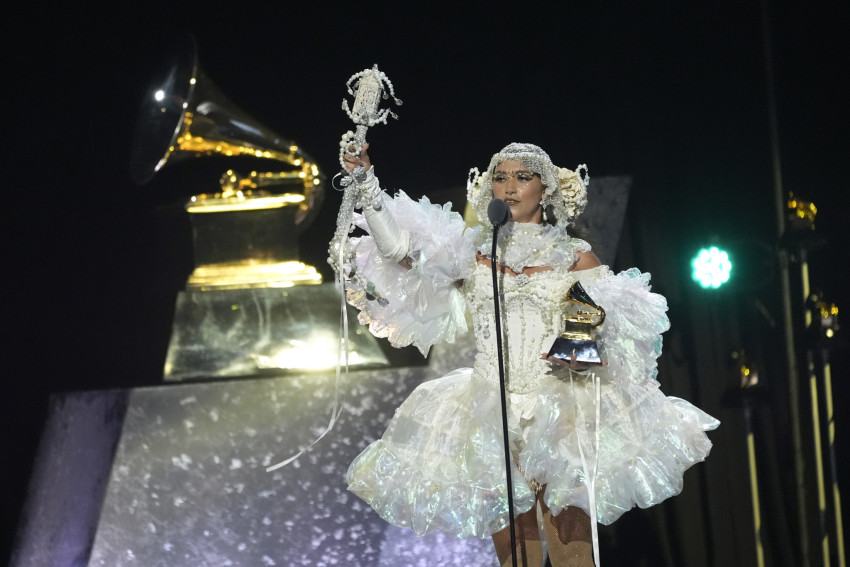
[346,367,718,539]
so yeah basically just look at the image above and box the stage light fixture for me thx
[691,246,733,289]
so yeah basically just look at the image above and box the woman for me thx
[336,142,718,567]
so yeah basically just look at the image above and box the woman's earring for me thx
[540,199,548,222]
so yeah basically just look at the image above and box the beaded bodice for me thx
[463,263,606,394]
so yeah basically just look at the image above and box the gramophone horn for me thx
[129,38,323,228]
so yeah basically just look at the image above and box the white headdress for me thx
[467,142,589,229]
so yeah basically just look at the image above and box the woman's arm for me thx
[343,144,410,263]
[338,144,480,355]
[571,250,602,271]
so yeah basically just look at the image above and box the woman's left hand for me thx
[541,352,605,372]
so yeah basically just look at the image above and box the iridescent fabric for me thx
[343,192,719,539]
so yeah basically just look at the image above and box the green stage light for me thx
[691,246,732,289]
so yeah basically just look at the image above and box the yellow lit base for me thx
[187,260,322,291]
[163,283,389,381]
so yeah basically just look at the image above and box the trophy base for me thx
[163,283,389,381]
[547,337,603,365]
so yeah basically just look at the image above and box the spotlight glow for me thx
[691,246,732,289]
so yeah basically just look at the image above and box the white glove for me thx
[360,168,410,263]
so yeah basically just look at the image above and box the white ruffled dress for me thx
[342,191,719,539]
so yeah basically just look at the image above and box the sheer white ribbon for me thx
[266,235,351,472]
[570,370,602,566]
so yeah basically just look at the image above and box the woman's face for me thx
[492,159,546,224]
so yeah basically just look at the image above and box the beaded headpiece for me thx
[467,142,589,229]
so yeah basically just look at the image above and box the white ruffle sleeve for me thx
[344,191,481,356]
[583,267,671,385]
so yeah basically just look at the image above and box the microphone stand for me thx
[489,200,518,567]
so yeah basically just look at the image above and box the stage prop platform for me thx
[13,341,499,567]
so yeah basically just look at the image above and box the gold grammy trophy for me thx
[130,39,324,290]
[547,281,606,365]
[132,40,388,380]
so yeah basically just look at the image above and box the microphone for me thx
[487,198,511,227]
[487,196,518,567]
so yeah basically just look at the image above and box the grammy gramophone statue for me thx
[547,281,606,365]
[130,38,325,290]
[132,40,388,380]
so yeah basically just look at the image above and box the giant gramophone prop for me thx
[132,41,387,380]
[547,282,606,365]
[130,39,324,289]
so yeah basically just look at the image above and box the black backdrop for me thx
[3,2,849,564]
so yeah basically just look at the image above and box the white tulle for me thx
[343,192,719,539]
[345,191,480,356]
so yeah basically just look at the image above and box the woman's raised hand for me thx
[342,143,372,173]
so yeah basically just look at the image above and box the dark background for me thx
[3,1,849,564]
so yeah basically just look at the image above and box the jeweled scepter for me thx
[266,68,401,472]
[328,65,402,274]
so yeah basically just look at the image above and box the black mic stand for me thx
[488,199,518,567]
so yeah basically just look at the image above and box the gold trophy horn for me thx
[130,38,324,289]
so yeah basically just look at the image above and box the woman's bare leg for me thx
[491,504,544,567]
[541,500,594,567]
